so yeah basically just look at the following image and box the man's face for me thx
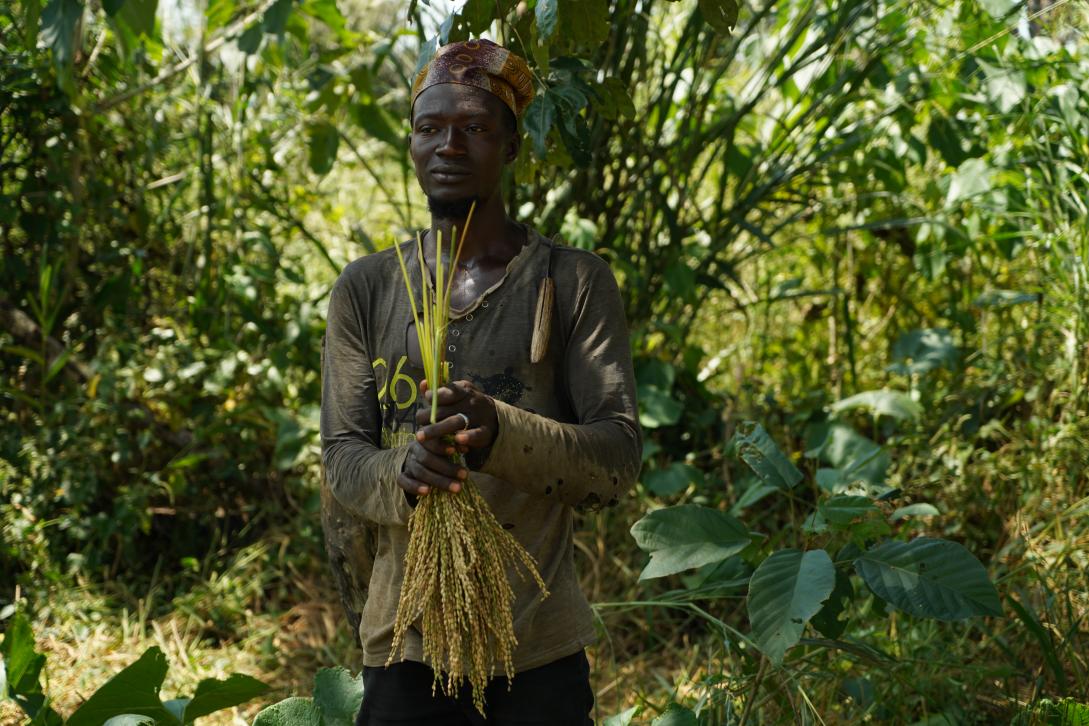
[410,83,519,213]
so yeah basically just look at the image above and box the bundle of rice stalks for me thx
[388,207,548,714]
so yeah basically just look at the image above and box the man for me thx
[319,38,641,726]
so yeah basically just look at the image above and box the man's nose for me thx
[436,127,466,156]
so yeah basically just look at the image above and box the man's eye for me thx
[418,126,436,134]
[467,125,486,133]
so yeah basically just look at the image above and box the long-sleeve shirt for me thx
[319,225,641,672]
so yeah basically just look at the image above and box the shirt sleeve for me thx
[320,271,413,526]
[479,254,642,510]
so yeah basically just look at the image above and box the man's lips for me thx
[430,167,471,183]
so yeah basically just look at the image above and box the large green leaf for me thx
[637,384,683,428]
[1,614,44,698]
[734,422,803,489]
[981,61,1026,114]
[307,120,339,176]
[946,158,991,206]
[830,390,922,421]
[237,22,263,54]
[251,697,324,726]
[889,328,957,376]
[642,462,703,496]
[262,0,293,34]
[116,0,158,38]
[183,673,269,722]
[312,667,364,726]
[0,614,61,725]
[523,93,555,159]
[602,706,638,726]
[806,423,889,492]
[698,0,738,32]
[855,538,1002,621]
[302,0,347,39]
[891,503,940,521]
[630,504,750,580]
[818,495,878,527]
[748,549,836,664]
[39,0,82,91]
[558,0,608,48]
[652,704,698,726]
[351,102,401,148]
[67,647,174,726]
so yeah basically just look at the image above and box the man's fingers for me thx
[420,379,475,406]
[398,472,460,496]
[416,413,473,441]
[402,457,465,493]
[408,445,465,479]
[453,426,493,449]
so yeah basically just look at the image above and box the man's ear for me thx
[506,132,521,164]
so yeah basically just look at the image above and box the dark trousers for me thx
[355,650,594,726]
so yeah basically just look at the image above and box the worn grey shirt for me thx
[319,226,641,672]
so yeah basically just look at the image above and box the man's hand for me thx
[397,379,498,497]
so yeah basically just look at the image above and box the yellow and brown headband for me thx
[411,38,535,119]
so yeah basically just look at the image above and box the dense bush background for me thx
[2,0,1087,722]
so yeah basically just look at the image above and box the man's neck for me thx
[427,194,520,266]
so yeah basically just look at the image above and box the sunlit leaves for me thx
[652,704,698,726]
[946,158,992,206]
[205,0,234,32]
[535,0,558,41]
[855,538,1002,621]
[806,422,889,494]
[748,549,835,664]
[889,327,957,376]
[252,697,324,726]
[602,706,639,726]
[312,668,365,726]
[830,389,922,421]
[630,504,750,580]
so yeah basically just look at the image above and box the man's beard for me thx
[427,195,478,220]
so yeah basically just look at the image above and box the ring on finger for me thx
[454,412,470,431]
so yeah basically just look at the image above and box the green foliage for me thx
[855,538,1002,621]
[67,648,174,726]
[3,0,1089,719]
[733,422,804,490]
[747,549,836,664]
[630,504,750,580]
[0,615,266,723]
[0,614,62,725]
[251,668,363,726]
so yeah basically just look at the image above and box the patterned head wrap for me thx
[411,39,535,119]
